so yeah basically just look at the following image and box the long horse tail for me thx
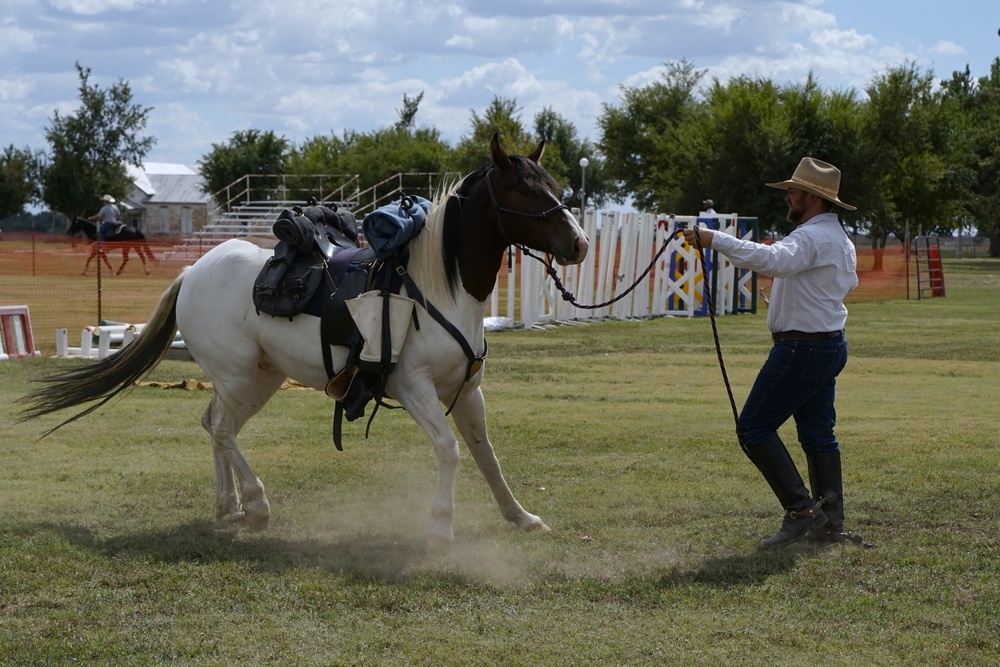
[18,269,188,436]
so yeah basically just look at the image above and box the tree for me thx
[533,108,607,209]
[777,76,867,232]
[338,126,452,187]
[199,129,290,205]
[40,63,155,221]
[286,93,454,205]
[394,92,424,132]
[451,96,536,173]
[597,60,706,211]
[694,75,791,227]
[340,93,451,182]
[286,133,348,175]
[942,59,1000,256]
[0,144,42,219]
[862,62,963,265]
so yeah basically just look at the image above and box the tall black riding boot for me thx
[807,450,845,542]
[745,435,828,548]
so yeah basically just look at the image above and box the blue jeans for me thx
[739,335,848,455]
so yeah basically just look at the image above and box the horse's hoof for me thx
[215,511,245,529]
[514,514,550,532]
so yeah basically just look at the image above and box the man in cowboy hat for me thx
[89,194,123,241]
[683,157,860,548]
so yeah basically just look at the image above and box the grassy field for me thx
[1,258,998,665]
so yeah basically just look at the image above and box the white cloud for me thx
[47,0,155,14]
[0,23,36,54]
[1,0,994,166]
[812,28,877,52]
[930,40,966,57]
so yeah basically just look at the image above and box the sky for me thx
[2,0,998,166]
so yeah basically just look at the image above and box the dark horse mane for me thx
[441,156,557,296]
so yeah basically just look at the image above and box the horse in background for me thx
[68,217,157,276]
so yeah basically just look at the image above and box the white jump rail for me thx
[489,212,757,329]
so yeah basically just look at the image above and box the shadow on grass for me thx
[20,521,823,591]
[653,549,802,589]
[37,520,437,582]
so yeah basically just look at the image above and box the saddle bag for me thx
[252,244,326,319]
[252,204,361,320]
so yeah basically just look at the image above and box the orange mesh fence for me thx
[1,232,212,355]
[850,243,909,302]
[0,232,939,357]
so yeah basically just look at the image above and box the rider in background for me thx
[90,194,122,241]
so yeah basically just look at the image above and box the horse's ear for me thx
[527,140,546,164]
[489,132,512,169]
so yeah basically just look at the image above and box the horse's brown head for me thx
[484,133,589,267]
[439,133,590,301]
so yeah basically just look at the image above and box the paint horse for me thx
[21,135,589,551]
[68,217,157,276]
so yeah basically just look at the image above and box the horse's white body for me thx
[177,209,563,547]
[24,137,589,549]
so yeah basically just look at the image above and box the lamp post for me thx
[578,156,589,215]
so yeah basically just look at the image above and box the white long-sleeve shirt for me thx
[709,212,858,334]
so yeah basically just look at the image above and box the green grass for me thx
[1,258,999,665]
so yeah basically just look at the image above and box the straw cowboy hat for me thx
[100,194,116,203]
[766,157,856,211]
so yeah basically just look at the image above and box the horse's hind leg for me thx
[135,245,151,275]
[201,369,285,530]
[115,249,130,276]
[97,248,115,273]
[450,386,549,532]
[142,243,157,266]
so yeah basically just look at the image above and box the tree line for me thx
[2,58,999,256]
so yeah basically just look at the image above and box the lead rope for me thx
[691,227,747,453]
[528,226,873,546]
[521,227,745,450]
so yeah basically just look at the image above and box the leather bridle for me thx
[482,166,570,255]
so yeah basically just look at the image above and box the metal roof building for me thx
[125,162,215,236]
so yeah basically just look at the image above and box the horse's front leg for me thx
[450,386,549,532]
[81,246,98,275]
[395,387,462,552]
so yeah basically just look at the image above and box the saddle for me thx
[252,201,362,320]
[102,222,127,240]
[252,197,430,450]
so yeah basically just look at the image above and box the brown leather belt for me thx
[771,330,844,343]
